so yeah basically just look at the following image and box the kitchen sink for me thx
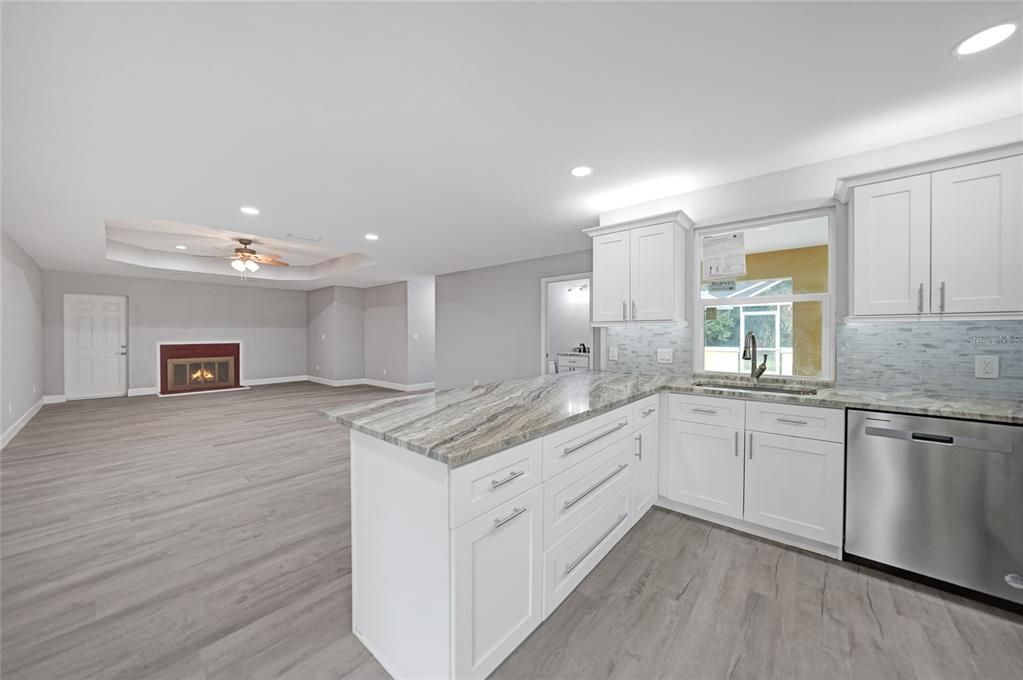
[692,381,818,396]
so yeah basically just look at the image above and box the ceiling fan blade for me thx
[258,259,290,267]
[253,255,289,265]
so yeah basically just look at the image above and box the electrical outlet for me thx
[8,402,12,415]
[657,348,673,364]
[975,355,999,379]
[321,333,326,341]
[33,385,37,396]
[315,364,320,372]
[382,368,388,376]
[411,332,419,340]
[474,379,479,386]
[608,346,619,361]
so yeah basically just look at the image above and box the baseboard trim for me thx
[157,386,252,398]
[43,394,67,404]
[362,379,436,392]
[653,496,842,560]
[307,376,367,388]
[2,398,45,449]
[243,375,310,386]
[127,387,158,397]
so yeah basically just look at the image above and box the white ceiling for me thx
[3,1,1021,290]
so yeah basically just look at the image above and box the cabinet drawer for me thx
[543,486,631,619]
[668,393,745,428]
[631,395,659,428]
[560,355,589,368]
[543,432,633,549]
[745,401,844,443]
[542,407,632,480]
[450,440,543,528]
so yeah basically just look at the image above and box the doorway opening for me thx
[540,274,600,376]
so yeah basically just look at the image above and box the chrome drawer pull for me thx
[734,430,739,457]
[776,417,808,425]
[692,407,718,415]
[564,512,629,576]
[490,469,524,489]
[563,463,629,510]
[563,421,628,456]
[493,506,527,529]
[622,301,627,320]
[635,434,643,460]
[641,407,656,417]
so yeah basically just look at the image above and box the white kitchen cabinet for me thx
[452,486,543,680]
[743,431,844,546]
[852,174,931,316]
[632,420,659,522]
[662,420,743,519]
[591,231,631,322]
[585,211,691,325]
[931,156,1023,314]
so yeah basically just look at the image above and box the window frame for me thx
[692,207,836,381]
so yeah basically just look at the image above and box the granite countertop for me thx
[321,371,1023,468]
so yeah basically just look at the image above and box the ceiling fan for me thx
[222,238,290,274]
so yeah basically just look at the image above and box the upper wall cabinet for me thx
[844,149,1023,317]
[585,212,692,325]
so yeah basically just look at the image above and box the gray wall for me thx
[2,232,44,434]
[43,271,307,394]
[364,282,409,385]
[307,286,365,382]
[436,250,592,389]
[406,279,436,385]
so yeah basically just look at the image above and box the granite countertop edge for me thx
[322,374,1022,469]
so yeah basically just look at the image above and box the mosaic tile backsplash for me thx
[836,320,1023,399]
[604,319,1023,399]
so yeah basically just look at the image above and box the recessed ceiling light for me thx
[364,233,379,241]
[955,23,1017,56]
[175,244,187,250]
[571,166,593,177]
[240,206,260,216]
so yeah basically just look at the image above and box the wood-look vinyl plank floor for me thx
[3,382,1021,680]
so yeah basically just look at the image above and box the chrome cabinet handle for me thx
[734,430,739,457]
[776,417,808,425]
[493,506,527,529]
[563,463,629,510]
[917,283,924,313]
[940,281,946,312]
[635,434,643,460]
[622,301,627,320]
[490,469,524,489]
[641,407,656,417]
[563,421,628,456]
[748,432,753,460]
[692,407,717,415]
[631,300,637,320]
[564,512,629,576]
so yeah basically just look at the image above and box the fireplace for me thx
[159,343,241,395]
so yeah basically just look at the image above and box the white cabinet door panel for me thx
[743,432,844,546]
[932,156,1023,314]
[852,175,931,315]
[632,421,659,522]
[452,486,543,680]
[592,232,630,323]
[629,223,675,321]
[662,420,743,519]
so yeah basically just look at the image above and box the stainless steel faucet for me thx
[742,331,768,380]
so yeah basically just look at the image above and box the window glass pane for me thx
[780,304,793,347]
[743,313,776,348]
[703,306,740,347]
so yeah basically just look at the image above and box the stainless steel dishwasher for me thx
[846,410,1023,606]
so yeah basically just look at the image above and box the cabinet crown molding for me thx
[582,209,693,237]
[834,142,1023,204]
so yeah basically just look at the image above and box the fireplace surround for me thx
[159,343,241,395]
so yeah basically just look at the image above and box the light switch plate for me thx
[657,348,673,364]
[608,346,619,361]
[975,355,999,379]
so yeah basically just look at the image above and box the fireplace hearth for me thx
[159,343,241,395]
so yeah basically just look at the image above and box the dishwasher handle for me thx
[864,425,1013,454]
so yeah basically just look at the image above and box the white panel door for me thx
[63,294,127,399]
[452,486,543,680]
[931,156,1023,314]
[662,420,743,519]
[632,421,659,522]
[591,232,630,322]
[743,431,844,546]
[852,175,931,315]
[630,223,676,321]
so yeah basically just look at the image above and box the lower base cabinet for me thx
[632,420,659,521]
[452,486,544,680]
[662,420,743,519]
[744,431,844,546]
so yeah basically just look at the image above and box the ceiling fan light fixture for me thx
[231,259,246,272]
[245,260,259,272]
